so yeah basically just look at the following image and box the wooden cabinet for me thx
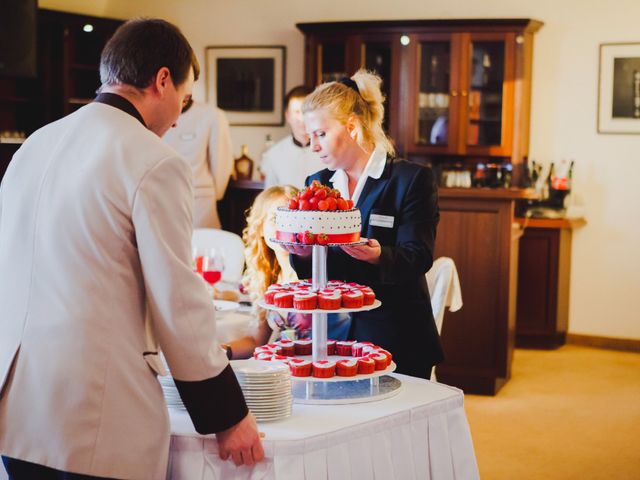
[514,217,585,349]
[218,180,264,237]
[433,188,534,394]
[0,9,122,180]
[297,19,542,186]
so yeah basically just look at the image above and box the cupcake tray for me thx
[288,358,396,383]
[256,299,381,315]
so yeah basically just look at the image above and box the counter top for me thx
[515,217,586,229]
[438,187,538,200]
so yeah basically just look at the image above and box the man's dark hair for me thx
[99,18,200,90]
[284,85,313,109]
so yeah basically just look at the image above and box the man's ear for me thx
[153,67,172,96]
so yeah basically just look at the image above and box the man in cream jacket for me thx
[0,19,263,480]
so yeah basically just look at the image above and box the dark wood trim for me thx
[297,19,544,34]
[566,334,640,353]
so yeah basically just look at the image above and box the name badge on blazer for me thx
[370,213,394,228]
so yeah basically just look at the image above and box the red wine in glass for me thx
[202,270,222,285]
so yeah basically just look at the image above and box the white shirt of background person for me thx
[261,94,324,189]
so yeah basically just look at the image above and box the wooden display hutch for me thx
[297,19,542,185]
[0,9,122,180]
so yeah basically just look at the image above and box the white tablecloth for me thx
[168,374,479,480]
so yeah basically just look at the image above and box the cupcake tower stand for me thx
[259,243,402,404]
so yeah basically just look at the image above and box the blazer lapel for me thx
[357,157,392,231]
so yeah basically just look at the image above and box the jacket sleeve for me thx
[132,155,247,433]
[210,108,234,201]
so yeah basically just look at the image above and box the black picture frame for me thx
[205,46,286,126]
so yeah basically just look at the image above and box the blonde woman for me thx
[222,185,297,359]
[286,69,443,379]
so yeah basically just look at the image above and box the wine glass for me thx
[192,246,205,274]
[201,249,225,287]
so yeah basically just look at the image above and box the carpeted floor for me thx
[463,345,640,479]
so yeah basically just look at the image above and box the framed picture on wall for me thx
[205,45,286,126]
[597,42,640,134]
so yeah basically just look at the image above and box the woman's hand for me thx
[280,243,313,258]
[340,238,381,264]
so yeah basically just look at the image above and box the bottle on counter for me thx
[233,145,254,181]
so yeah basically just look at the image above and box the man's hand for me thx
[216,412,265,466]
[340,238,381,264]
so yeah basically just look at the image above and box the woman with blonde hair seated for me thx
[223,184,351,359]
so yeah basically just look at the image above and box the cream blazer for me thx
[0,103,235,479]
[163,102,233,228]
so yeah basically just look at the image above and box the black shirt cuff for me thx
[173,363,248,434]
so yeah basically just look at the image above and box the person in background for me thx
[163,99,234,228]
[286,69,443,379]
[0,19,262,480]
[223,185,351,359]
[261,86,325,189]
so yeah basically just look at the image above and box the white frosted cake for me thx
[274,181,362,245]
[275,208,361,245]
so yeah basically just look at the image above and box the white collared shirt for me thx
[329,146,387,205]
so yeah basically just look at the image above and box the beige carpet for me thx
[463,345,640,479]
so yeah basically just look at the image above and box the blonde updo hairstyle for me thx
[242,185,298,305]
[302,69,395,157]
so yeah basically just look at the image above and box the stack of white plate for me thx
[158,360,185,410]
[231,359,292,422]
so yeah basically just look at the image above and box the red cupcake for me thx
[273,291,294,308]
[288,358,312,377]
[293,291,317,310]
[326,340,337,355]
[275,341,295,356]
[376,349,393,367]
[312,360,336,378]
[336,359,358,377]
[352,341,374,357]
[342,290,364,309]
[357,357,375,374]
[336,340,356,356]
[318,290,342,310]
[294,338,312,355]
[359,287,376,305]
[369,352,388,370]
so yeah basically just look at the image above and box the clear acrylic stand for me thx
[262,243,402,404]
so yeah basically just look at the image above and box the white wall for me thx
[40,0,640,340]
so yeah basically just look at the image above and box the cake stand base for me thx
[292,375,402,405]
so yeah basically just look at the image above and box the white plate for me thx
[213,300,240,312]
[231,359,290,375]
[256,299,381,314]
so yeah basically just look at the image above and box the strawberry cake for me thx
[274,181,361,245]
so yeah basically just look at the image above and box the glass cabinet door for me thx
[362,41,393,132]
[319,41,347,83]
[417,40,452,147]
[466,40,505,146]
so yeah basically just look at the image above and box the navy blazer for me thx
[292,157,444,378]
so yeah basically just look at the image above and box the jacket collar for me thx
[328,146,387,204]
[356,155,392,224]
[94,93,147,127]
